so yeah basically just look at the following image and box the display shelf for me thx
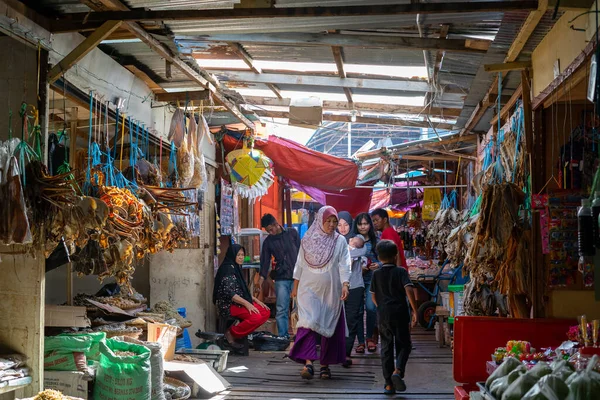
[0,380,32,395]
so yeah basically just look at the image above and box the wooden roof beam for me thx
[433,25,450,88]
[484,61,532,73]
[53,2,538,31]
[176,32,491,54]
[462,0,548,134]
[211,70,463,94]
[490,84,523,126]
[242,96,462,117]
[229,41,282,99]
[48,20,123,83]
[331,46,354,105]
[124,65,166,94]
[75,0,254,130]
[154,91,210,102]
[254,109,453,129]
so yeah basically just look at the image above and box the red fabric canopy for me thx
[222,135,358,191]
[288,179,372,217]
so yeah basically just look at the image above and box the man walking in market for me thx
[258,213,301,339]
[371,208,408,269]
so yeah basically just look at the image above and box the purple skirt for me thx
[288,311,347,365]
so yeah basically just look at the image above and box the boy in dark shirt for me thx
[370,240,418,395]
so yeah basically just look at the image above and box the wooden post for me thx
[65,107,78,306]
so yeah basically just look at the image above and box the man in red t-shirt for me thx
[370,208,408,269]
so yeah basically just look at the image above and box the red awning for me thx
[222,135,358,191]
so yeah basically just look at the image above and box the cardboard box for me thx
[147,323,177,361]
[289,97,322,128]
[45,305,90,328]
[44,370,88,399]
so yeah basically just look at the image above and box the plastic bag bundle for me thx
[502,362,552,400]
[177,132,194,187]
[522,374,570,400]
[566,355,600,400]
[490,365,526,399]
[487,356,521,388]
[94,339,151,400]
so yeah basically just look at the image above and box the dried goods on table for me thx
[33,390,73,400]
[151,301,192,328]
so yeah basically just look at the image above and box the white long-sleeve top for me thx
[293,234,351,337]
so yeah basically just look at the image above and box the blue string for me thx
[511,104,524,183]
[168,141,178,187]
[83,92,94,195]
[113,108,120,161]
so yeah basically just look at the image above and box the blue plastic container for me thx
[176,307,192,350]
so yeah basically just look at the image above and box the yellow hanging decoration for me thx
[225,140,274,199]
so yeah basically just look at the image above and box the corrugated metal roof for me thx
[166,12,505,35]
[123,0,238,10]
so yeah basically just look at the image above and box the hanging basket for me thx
[225,144,274,199]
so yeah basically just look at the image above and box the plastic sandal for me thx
[355,343,365,354]
[392,374,407,392]
[319,366,332,380]
[384,384,396,395]
[301,364,314,380]
[367,339,377,352]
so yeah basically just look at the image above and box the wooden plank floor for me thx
[209,328,456,400]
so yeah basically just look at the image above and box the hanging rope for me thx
[119,113,126,170]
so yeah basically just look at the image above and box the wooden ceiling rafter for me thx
[242,96,461,117]
[228,41,282,99]
[178,32,491,53]
[462,0,548,135]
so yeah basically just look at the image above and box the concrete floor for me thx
[210,328,456,400]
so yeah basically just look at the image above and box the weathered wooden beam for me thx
[394,154,465,162]
[331,46,354,105]
[484,61,532,73]
[122,22,255,130]
[124,65,166,93]
[266,84,283,99]
[506,0,548,62]
[229,42,261,74]
[177,32,490,53]
[547,0,595,11]
[52,2,538,31]
[211,70,455,93]
[418,147,477,161]
[48,20,123,83]
[154,91,210,102]
[490,85,523,126]
[462,0,547,134]
[229,42,281,98]
[242,96,462,117]
[433,25,450,87]
[253,109,453,129]
[76,0,254,130]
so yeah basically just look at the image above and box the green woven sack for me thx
[94,339,151,400]
[59,332,106,361]
[44,335,92,371]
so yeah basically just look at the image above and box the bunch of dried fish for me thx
[151,301,192,328]
[426,207,464,256]
[464,183,531,318]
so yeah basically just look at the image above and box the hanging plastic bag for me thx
[167,108,185,148]
[0,143,33,244]
[422,188,442,221]
[189,115,209,191]
[94,339,151,400]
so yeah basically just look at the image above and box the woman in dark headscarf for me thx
[337,211,353,243]
[213,244,270,346]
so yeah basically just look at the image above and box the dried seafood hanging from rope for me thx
[464,182,531,318]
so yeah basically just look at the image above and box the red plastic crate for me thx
[453,316,575,385]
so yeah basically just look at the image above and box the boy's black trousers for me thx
[378,313,412,383]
